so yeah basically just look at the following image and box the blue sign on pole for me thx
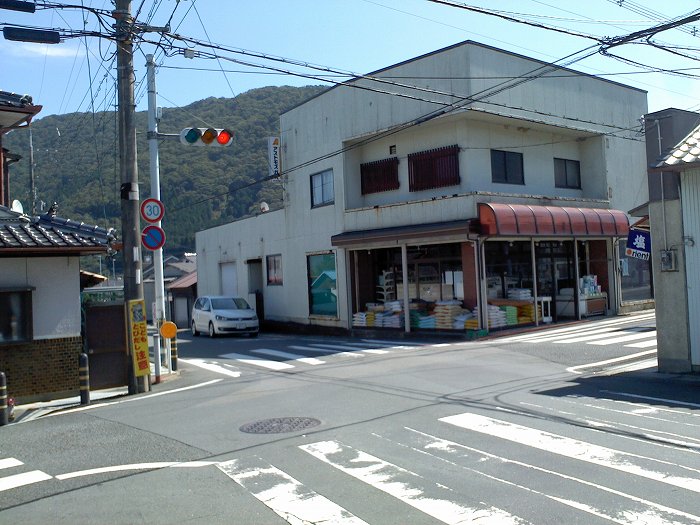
[141,225,166,251]
[625,228,651,261]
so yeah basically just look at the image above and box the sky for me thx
[2,0,700,121]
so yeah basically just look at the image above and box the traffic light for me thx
[179,127,233,146]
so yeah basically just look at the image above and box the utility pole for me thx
[146,54,167,383]
[114,0,147,394]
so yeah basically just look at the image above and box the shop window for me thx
[360,157,399,195]
[266,254,283,285]
[408,145,460,192]
[0,289,32,344]
[554,158,581,189]
[307,252,337,316]
[311,169,334,207]
[491,150,524,185]
[618,240,653,302]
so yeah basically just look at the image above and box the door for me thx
[220,262,238,296]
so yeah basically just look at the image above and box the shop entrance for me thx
[535,241,576,321]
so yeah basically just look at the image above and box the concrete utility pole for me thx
[146,54,167,382]
[114,0,147,394]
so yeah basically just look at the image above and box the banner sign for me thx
[625,228,651,261]
[128,299,150,377]
[268,137,281,177]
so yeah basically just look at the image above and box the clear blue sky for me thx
[2,0,699,120]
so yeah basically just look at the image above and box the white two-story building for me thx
[196,40,649,335]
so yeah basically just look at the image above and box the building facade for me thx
[196,41,649,335]
[646,109,700,373]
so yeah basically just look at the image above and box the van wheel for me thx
[208,322,216,338]
[191,320,199,336]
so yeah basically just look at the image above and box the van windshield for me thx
[211,297,249,310]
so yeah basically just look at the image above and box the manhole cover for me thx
[240,417,321,434]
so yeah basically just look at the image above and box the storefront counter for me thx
[555,292,607,318]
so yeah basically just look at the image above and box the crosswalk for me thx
[181,339,428,376]
[0,457,52,493]
[3,389,699,523]
[493,311,657,348]
[219,394,700,524]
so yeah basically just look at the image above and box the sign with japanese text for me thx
[268,137,281,177]
[128,299,150,377]
[625,228,651,261]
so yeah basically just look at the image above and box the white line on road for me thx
[441,412,700,493]
[566,350,657,374]
[218,458,369,525]
[56,461,218,480]
[403,427,700,525]
[288,345,365,358]
[219,352,295,370]
[251,348,325,365]
[180,358,242,377]
[0,458,23,470]
[588,331,657,345]
[300,440,527,525]
[0,471,53,492]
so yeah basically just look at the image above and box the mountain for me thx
[3,85,325,261]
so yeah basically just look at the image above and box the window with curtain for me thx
[311,169,334,207]
[408,144,460,191]
[361,157,400,195]
[0,289,32,344]
[266,254,283,285]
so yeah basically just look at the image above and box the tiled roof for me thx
[168,271,197,290]
[0,205,116,255]
[654,125,700,168]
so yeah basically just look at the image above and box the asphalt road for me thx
[2,311,700,525]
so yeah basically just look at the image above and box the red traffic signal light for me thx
[179,127,233,146]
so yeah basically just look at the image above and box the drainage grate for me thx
[240,417,321,434]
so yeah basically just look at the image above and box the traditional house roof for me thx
[653,124,700,170]
[0,91,42,130]
[0,205,116,256]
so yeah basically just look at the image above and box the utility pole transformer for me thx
[114,0,147,394]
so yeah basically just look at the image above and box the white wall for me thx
[0,257,81,339]
[196,41,649,329]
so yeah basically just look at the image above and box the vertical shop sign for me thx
[625,228,651,261]
[128,299,150,377]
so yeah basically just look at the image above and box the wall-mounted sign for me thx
[625,228,651,261]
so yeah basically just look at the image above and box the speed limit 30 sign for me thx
[141,198,164,223]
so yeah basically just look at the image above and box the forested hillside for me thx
[4,85,325,257]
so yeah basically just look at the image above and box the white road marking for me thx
[402,427,700,525]
[588,330,657,345]
[554,328,649,344]
[495,313,655,343]
[300,440,528,525]
[218,352,295,370]
[218,458,369,525]
[566,350,657,374]
[251,348,325,365]
[361,339,423,346]
[288,345,365,358]
[441,412,700,493]
[56,461,218,480]
[600,391,700,411]
[44,379,224,416]
[180,358,242,377]
[0,470,53,492]
[625,339,658,348]
[0,458,23,470]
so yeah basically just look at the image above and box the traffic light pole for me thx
[115,0,147,394]
[146,54,167,383]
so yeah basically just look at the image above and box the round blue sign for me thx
[141,225,166,250]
